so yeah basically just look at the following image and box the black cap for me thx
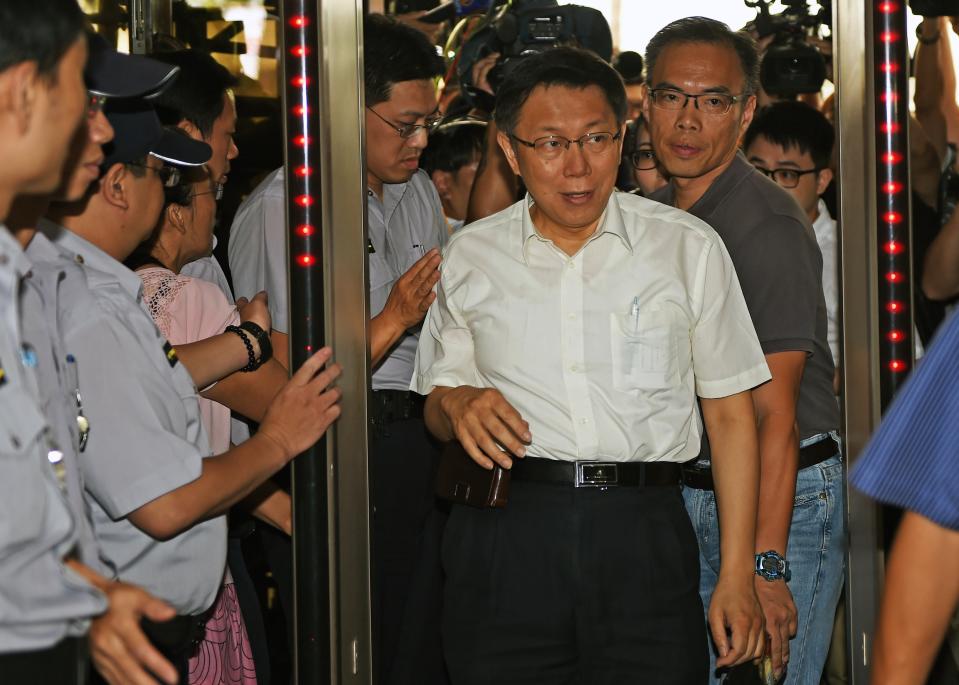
[101,100,211,171]
[85,33,180,99]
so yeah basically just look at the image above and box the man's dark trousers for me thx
[370,412,448,685]
[442,479,708,685]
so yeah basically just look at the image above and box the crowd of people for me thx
[4,1,959,685]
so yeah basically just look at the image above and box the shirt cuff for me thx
[696,362,772,399]
[760,337,815,356]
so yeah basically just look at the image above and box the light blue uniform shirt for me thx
[36,220,227,615]
[0,227,104,652]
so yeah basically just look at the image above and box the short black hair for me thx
[645,17,760,98]
[743,101,835,169]
[364,14,444,107]
[149,50,238,137]
[494,47,626,136]
[421,119,486,175]
[0,0,86,77]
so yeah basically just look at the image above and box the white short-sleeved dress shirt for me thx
[412,192,771,463]
[36,220,227,616]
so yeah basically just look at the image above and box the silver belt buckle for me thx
[575,461,619,488]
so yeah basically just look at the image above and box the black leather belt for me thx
[370,390,425,425]
[682,436,839,491]
[0,636,87,684]
[511,457,682,488]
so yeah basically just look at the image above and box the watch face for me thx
[761,557,778,573]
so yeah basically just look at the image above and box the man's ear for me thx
[100,163,130,210]
[496,130,522,176]
[0,61,40,135]
[816,166,834,196]
[431,169,452,199]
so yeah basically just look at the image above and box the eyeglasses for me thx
[509,131,622,161]
[87,92,107,117]
[752,165,820,189]
[367,106,442,139]
[629,147,658,171]
[190,182,225,201]
[648,88,745,116]
[127,163,182,188]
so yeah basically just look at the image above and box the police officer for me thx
[32,99,342,682]
[0,5,183,683]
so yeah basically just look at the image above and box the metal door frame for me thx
[834,1,886,682]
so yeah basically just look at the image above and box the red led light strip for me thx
[286,11,317,270]
[874,0,913,393]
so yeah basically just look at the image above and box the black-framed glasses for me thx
[190,181,225,201]
[367,106,442,139]
[648,88,745,115]
[87,91,107,117]
[752,165,820,189]
[509,130,622,161]
[127,163,182,188]
[629,147,658,171]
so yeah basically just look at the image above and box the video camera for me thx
[745,0,831,97]
[455,0,613,110]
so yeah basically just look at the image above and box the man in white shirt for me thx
[744,100,839,371]
[413,46,769,684]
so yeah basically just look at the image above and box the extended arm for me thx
[870,511,959,684]
[750,350,806,678]
[465,119,519,223]
[128,349,341,540]
[701,389,765,670]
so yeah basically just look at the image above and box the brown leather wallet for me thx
[434,441,510,509]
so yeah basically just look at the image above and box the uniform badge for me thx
[163,341,179,368]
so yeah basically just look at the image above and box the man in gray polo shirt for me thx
[644,17,843,685]
[229,15,448,685]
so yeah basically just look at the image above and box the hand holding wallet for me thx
[434,441,510,508]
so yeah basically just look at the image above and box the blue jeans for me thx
[682,450,845,685]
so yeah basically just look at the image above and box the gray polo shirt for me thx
[229,168,447,391]
[0,227,104,652]
[35,220,227,616]
[649,153,839,452]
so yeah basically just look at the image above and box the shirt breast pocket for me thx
[609,309,680,391]
[0,391,55,545]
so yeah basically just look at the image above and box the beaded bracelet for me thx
[225,325,260,372]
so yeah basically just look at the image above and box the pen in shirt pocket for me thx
[630,297,640,332]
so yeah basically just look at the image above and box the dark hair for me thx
[149,50,238,137]
[364,14,444,106]
[421,119,486,175]
[743,101,835,169]
[645,17,760,97]
[124,155,150,178]
[0,0,86,77]
[494,47,627,136]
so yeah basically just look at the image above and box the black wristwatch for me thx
[755,550,791,582]
[239,321,273,370]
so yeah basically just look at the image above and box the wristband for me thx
[238,321,273,366]
[225,325,260,372]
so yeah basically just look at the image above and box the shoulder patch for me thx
[162,341,179,368]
